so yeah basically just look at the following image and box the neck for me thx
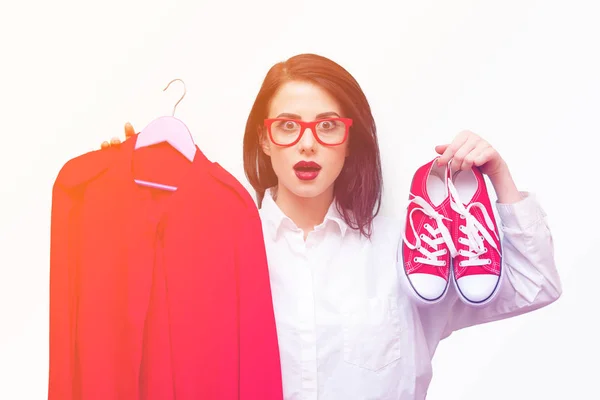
[274,185,334,239]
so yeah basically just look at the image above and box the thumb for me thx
[435,144,448,155]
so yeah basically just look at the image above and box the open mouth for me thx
[294,161,321,181]
[294,161,322,171]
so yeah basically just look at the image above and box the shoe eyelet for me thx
[460,215,465,219]
[459,261,463,267]
[414,257,418,262]
[420,234,425,239]
[486,259,491,264]
[424,223,430,229]
[442,261,447,266]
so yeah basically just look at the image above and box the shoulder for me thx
[363,214,404,250]
[372,214,404,236]
[54,147,118,191]
[206,162,259,215]
[343,214,404,244]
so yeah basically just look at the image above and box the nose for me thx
[298,126,316,154]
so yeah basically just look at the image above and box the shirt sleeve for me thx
[419,192,563,340]
[48,177,80,400]
[48,148,117,399]
[235,210,284,399]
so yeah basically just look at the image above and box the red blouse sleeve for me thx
[236,210,283,399]
[48,175,79,400]
[48,148,116,399]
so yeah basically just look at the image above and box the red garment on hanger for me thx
[49,137,282,399]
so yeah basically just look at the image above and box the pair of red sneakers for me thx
[400,157,502,306]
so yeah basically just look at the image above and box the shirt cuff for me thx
[495,191,547,231]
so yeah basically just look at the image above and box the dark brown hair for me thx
[243,53,383,238]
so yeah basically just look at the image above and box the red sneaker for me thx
[401,158,458,303]
[447,162,502,305]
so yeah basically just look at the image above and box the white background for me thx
[1,0,599,398]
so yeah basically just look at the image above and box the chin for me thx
[291,186,325,199]
[279,175,328,200]
[273,163,339,200]
[293,182,336,201]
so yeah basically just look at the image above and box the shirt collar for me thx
[260,188,348,240]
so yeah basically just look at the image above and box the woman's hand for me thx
[100,123,136,149]
[435,130,507,179]
[435,130,521,203]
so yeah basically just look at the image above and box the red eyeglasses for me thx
[263,118,353,147]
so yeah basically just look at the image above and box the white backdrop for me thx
[1,0,598,398]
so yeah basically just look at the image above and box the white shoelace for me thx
[403,193,458,267]
[447,178,500,267]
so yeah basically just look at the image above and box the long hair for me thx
[243,53,383,238]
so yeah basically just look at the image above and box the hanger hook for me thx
[163,78,186,116]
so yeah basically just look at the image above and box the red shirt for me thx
[49,136,283,399]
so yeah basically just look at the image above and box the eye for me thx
[317,120,337,130]
[280,120,298,130]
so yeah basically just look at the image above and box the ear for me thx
[259,127,271,156]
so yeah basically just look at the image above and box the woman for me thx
[103,53,561,399]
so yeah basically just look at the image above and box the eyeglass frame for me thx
[263,117,353,147]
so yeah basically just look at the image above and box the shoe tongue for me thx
[430,160,447,179]
[426,163,448,208]
[430,168,444,181]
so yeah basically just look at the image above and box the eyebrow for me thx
[275,111,341,119]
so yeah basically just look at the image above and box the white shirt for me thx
[259,188,562,400]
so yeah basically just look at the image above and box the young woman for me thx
[103,53,561,399]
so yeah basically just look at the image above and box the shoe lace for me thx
[403,193,458,267]
[447,179,500,267]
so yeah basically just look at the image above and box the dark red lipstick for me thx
[293,161,321,181]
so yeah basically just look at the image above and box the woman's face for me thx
[261,80,350,201]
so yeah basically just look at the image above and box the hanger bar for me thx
[134,179,178,192]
